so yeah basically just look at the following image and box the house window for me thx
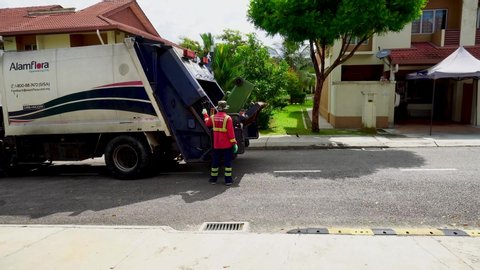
[24,44,37,51]
[412,9,447,34]
[354,37,368,45]
[70,33,108,47]
[16,35,37,51]
[347,36,369,45]
[341,65,384,81]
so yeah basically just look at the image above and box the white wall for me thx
[460,0,478,46]
[452,82,462,122]
[376,23,412,50]
[330,25,413,84]
[37,34,70,50]
[3,37,16,51]
[327,21,413,127]
[330,81,396,125]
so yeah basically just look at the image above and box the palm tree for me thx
[178,36,201,54]
[210,43,242,92]
[200,32,214,57]
[274,40,315,98]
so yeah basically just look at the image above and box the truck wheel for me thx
[105,136,151,180]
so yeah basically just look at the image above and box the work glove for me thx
[232,144,238,154]
[202,108,207,115]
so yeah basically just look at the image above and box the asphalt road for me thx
[0,147,479,233]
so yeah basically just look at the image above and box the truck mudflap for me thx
[132,38,263,162]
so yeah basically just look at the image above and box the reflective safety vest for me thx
[204,111,237,149]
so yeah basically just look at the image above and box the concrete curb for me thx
[247,135,480,150]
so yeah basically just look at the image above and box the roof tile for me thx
[390,42,480,65]
[0,0,174,45]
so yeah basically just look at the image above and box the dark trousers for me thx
[210,147,233,182]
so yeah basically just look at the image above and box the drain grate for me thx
[200,222,249,232]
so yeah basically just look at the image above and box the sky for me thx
[0,0,282,47]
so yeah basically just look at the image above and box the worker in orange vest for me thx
[202,101,238,186]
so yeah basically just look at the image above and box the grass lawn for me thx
[260,97,368,136]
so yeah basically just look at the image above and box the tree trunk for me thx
[308,39,325,133]
[311,77,324,132]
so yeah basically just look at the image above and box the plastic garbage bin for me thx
[226,78,254,113]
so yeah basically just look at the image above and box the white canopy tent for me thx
[406,47,480,134]
[407,46,480,80]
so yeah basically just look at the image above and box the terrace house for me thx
[322,0,480,129]
[0,0,172,51]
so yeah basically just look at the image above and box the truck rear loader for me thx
[0,37,263,179]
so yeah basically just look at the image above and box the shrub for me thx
[257,107,273,129]
[290,91,306,104]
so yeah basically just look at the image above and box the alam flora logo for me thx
[9,60,50,72]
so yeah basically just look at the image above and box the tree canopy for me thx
[212,31,291,128]
[249,0,425,44]
[248,0,427,131]
[178,36,201,53]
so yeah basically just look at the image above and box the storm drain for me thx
[200,222,249,232]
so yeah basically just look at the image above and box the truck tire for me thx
[104,135,151,180]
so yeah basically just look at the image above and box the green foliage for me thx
[182,29,307,129]
[248,0,426,44]
[217,29,247,50]
[297,69,315,93]
[263,99,312,134]
[256,107,274,130]
[276,40,312,72]
[211,43,242,91]
[237,34,289,109]
[211,31,292,128]
[178,37,202,54]
[280,40,301,67]
[285,70,305,104]
[199,32,214,57]
[273,40,312,104]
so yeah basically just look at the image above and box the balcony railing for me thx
[444,29,460,46]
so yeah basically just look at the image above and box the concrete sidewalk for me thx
[271,110,480,150]
[1,225,479,270]
[248,134,480,150]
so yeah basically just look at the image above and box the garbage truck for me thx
[0,37,263,179]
